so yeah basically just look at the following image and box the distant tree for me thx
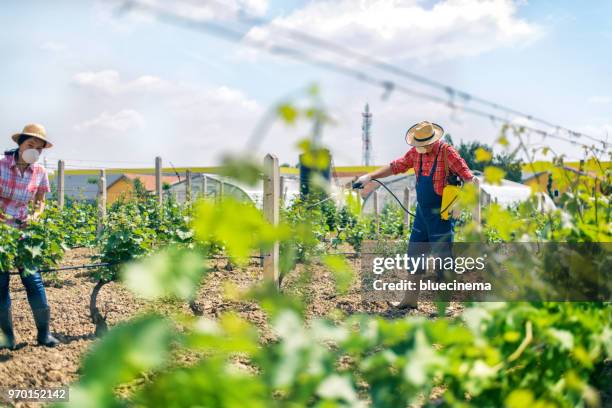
[443,133,454,146]
[280,163,291,168]
[133,178,148,199]
[87,176,98,185]
[492,151,523,182]
[455,140,490,172]
[446,139,523,182]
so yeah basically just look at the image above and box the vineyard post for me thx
[474,183,481,225]
[263,153,280,287]
[201,175,208,198]
[186,169,192,202]
[279,175,285,204]
[97,169,107,237]
[403,187,411,229]
[155,156,162,206]
[373,190,380,233]
[57,160,65,209]
[220,178,225,200]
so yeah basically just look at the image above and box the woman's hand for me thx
[25,213,42,224]
[0,211,15,224]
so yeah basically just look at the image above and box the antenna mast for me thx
[361,103,372,166]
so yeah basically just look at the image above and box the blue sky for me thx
[1,0,610,169]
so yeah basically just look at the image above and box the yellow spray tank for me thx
[440,184,460,220]
[440,143,461,220]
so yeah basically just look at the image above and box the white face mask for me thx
[415,146,428,154]
[21,148,40,164]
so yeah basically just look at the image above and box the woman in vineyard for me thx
[0,124,59,349]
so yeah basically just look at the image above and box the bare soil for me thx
[0,247,460,407]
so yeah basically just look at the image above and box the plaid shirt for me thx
[390,140,474,196]
[0,152,50,225]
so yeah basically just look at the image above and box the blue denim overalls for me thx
[407,145,454,275]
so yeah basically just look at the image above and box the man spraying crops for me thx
[353,121,478,309]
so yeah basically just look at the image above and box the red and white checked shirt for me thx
[0,152,50,225]
[390,140,474,196]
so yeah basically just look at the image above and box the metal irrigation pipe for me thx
[7,262,118,276]
[5,255,265,275]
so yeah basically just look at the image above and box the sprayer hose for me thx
[371,179,416,217]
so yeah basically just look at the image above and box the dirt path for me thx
[0,249,145,405]
[0,249,461,407]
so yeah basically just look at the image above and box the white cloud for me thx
[68,69,265,164]
[245,0,542,64]
[72,70,173,95]
[74,109,145,133]
[588,96,612,105]
[72,70,260,113]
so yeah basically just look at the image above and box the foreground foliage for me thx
[54,191,610,408]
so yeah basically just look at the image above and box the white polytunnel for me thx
[167,174,301,207]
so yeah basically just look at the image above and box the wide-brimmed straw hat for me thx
[11,123,53,148]
[405,121,444,147]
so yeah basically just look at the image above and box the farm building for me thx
[48,174,123,202]
[107,173,181,204]
[522,166,605,202]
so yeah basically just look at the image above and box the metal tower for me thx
[361,103,372,166]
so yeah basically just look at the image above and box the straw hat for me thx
[11,123,53,148]
[405,121,444,147]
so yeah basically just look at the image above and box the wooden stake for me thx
[403,187,411,229]
[186,169,192,202]
[57,160,65,209]
[155,156,162,206]
[279,176,285,204]
[97,170,106,237]
[373,190,380,233]
[263,153,280,287]
[201,175,208,198]
[474,182,481,225]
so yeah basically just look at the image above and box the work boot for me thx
[31,307,59,347]
[0,306,16,350]
[391,276,420,310]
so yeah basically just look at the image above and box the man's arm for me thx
[352,165,391,188]
[369,165,395,180]
[353,149,415,188]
